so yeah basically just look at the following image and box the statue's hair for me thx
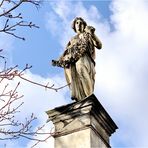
[71,17,87,32]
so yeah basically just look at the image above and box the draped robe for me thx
[53,32,96,101]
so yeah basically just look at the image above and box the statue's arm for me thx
[91,34,102,49]
[85,25,102,49]
[52,41,71,67]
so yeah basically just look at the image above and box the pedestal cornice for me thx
[46,94,118,147]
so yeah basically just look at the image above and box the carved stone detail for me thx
[46,94,118,148]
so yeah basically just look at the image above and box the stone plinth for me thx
[46,94,118,148]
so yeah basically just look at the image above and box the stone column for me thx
[46,94,118,148]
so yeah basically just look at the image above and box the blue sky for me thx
[1,0,148,147]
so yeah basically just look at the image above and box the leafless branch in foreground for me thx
[0,81,54,143]
[0,1,65,145]
[0,0,42,40]
[0,48,67,146]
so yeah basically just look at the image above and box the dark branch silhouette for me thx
[0,0,41,40]
[0,1,62,146]
[0,1,70,146]
[0,49,66,147]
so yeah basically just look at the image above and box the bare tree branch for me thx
[0,1,23,17]
[0,76,55,145]
[0,0,41,40]
[0,1,63,146]
[0,0,5,8]
[0,0,41,17]
[0,50,69,91]
[0,46,63,146]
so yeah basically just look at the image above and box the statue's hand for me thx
[52,59,65,68]
[52,60,57,66]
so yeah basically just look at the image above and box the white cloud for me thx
[96,0,148,146]
[0,69,69,147]
[18,71,69,147]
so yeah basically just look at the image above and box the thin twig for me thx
[0,1,23,17]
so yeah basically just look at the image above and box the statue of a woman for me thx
[52,17,102,101]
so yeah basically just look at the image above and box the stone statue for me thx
[52,17,102,101]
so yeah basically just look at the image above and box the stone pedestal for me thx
[46,94,118,148]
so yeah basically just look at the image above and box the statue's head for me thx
[72,17,87,34]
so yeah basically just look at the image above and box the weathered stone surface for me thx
[46,94,118,148]
[52,17,102,101]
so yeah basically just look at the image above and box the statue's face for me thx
[75,19,84,34]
